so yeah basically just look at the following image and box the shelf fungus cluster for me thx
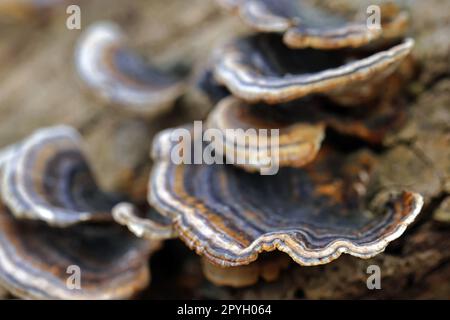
[0,126,160,299]
[138,0,424,287]
[75,21,186,118]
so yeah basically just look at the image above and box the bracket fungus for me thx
[207,96,406,147]
[1,125,119,227]
[0,200,155,299]
[149,128,423,269]
[207,96,325,172]
[216,0,409,49]
[0,125,160,299]
[75,21,186,117]
[212,34,414,104]
[139,0,420,288]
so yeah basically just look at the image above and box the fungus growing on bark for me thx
[206,96,325,172]
[216,0,409,49]
[1,126,118,227]
[212,34,414,104]
[207,96,406,146]
[0,125,162,299]
[148,127,423,268]
[0,199,155,299]
[141,0,420,288]
[75,22,186,117]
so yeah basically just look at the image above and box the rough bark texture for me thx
[0,0,448,299]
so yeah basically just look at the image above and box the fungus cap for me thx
[217,0,409,49]
[149,127,423,267]
[211,96,406,145]
[0,200,155,300]
[206,96,325,172]
[213,34,414,104]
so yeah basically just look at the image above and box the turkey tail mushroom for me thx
[1,126,119,227]
[148,127,423,268]
[75,21,187,118]
[212,34,414,104]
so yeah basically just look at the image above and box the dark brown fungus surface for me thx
[206,96,325,172]
[213,34,414,104]
[149,127,423,267]
[75,22,186,117]
[0,125,120,227]
[112,202,176,240]
[0,199,155,299]
[217,0,409,49]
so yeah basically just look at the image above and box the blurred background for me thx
[0,0,448,299]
